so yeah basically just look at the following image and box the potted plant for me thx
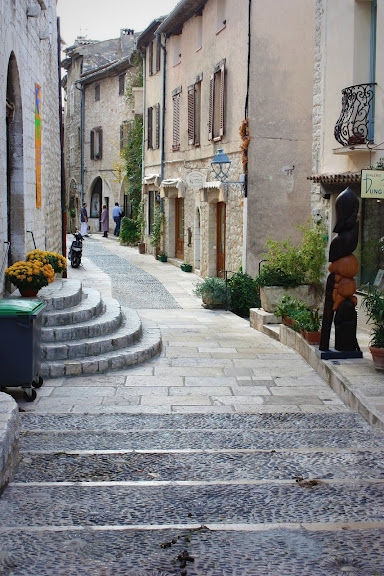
[136,200,146,254]
[5,259,55,296]
[193,277,231,309]
[26,249,67,274]
[275,295,306,327]
[361,286,384,370]
[294,308,322,344]
[150,205,164,258]
[256,222,327,313]
[158,252,168,262]
[181,262,192,272]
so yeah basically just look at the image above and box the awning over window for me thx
[142,174,161,191]
[200,180,226,203]
[308,172,361,184]
[160,178,186,198]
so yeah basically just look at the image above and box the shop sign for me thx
[186,171,206,190]
[361,169,384,198]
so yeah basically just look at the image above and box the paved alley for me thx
[0,235,383,575]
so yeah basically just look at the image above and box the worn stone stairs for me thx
[0,412,383,575]
[37,278,161,378]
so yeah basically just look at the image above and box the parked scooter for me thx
[68,229,83,268]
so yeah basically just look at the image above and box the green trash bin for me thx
[0,299,46,401]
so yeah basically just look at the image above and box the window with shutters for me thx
[154,103,160,149]
[188,76,202,146]
[149,41,154,76]
[208,60,225,141]
[172,88,181,151]
[118,74,125,96]
[95,84,100,101]
[90,127,103,159]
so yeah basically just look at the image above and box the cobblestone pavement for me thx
[0,235,383,575]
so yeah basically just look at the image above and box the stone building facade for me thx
[310,0,384,289]
[0,0,62,295]
[62,30,140,234]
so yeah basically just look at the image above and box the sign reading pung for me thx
[361,169,384,198]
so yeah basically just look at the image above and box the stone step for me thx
[13,448,384,483]
[42,287,103,327]
[1,481,383,528]
[42,295,122,343]
[38,278,83,311]
[18,411,372,432]
[39,320,161,378]
[18,426,383,453]
[0,526,382,576]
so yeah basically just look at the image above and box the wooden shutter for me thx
[219,62,225,137]
[172,93,180,150]
[156,41,161,73]
[155,103,160,149]
[149,41,153,76]
[187,85,195,145]
[147,107,153,149]
[208,74,214,141]
[90,130,94,159]
[98,128,103,159]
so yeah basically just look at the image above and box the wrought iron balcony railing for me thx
[334,83,376,147]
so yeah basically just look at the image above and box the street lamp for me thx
[211,148,245,195]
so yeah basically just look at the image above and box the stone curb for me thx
[0,393,19,493]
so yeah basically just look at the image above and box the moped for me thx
[68,229,83,268]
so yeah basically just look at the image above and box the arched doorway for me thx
[90,177,103,231]
[6,53,24,264]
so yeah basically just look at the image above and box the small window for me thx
[216,0,226,32]
[118,74,125,96]
[173,35,181,66]
[69,133,75,165]
[209,60,225,141]
[172,89,181,151]
[196,15,202,51]
[90,127,103,159]
[95,84,100,101]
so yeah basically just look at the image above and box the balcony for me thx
[334,83,376,147]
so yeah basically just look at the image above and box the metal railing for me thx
[334,83,376,147]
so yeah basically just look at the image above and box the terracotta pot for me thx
[303,330,321,345]
[19,288,38,297]
[138,242,146,254]
[282,316,294,327]
[369,346,384,371]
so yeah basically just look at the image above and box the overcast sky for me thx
[57,0,179,47]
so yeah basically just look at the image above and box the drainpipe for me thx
[242,0,252,273]
[156,32,166,214]
[57,17,67,276]
[75,81,85,205]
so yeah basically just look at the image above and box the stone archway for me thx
[90,177,103,232]
[6,52,25,264]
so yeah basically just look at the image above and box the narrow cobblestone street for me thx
[0,235,383,575]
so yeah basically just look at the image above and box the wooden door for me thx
[175,198,184,259]
[216,201,226,277]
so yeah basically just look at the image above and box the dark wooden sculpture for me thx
[319,187,361,354]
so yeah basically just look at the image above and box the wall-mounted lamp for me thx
[211,148,245,195]
[27,5,42,17]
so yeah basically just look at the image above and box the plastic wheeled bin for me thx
[0,299,45,402]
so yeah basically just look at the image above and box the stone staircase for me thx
[37,279,161,379]
[0,412,383,574]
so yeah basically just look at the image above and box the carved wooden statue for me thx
[319,187,361,353]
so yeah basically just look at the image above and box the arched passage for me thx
[6,52,25,264]
[90,177,103,232]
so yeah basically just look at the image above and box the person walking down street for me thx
[100,205,109,237]
[112,202,123,236]
[80,202,89,237]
